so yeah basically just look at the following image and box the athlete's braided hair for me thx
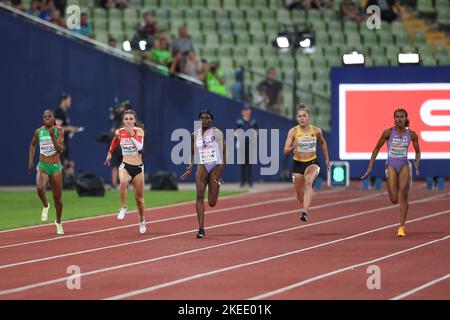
[43,109,57,125]
[394,108,409,127]
[198,109,214,120]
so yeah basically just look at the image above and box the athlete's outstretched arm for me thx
[180,133,195,180]
[283,128,295,156]
[411,130,421,175]
[361,129,391,179]
[28,130,39,173]
[104,130,120,166]
[316,128,330,170]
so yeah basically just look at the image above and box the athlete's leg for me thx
[48,171,63,224]
[36,167,49,207]
[293,173,305,205]
[207,165,223,207]
[111,167,119,188]
[303,164,320,213]
[398,164,411,227]
[131,172,145,222]
[195,165,209,229]
[118,166,131,209]
[386,166,399,204]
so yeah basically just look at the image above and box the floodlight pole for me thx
[292,46,298,121]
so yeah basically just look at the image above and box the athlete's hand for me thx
[104,153,111,166]
[124,124,135,136]
[326,160,331,171]
[361,169,371,180]
[414,165,420,176]
[180,165,192,180]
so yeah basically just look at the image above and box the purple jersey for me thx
[386,127,411,173]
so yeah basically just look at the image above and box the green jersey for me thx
[37,126,59,157]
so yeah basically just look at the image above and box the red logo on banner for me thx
[339,84,450,159]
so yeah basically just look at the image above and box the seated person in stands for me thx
[256,67,283,115]
[71,12,93,37]
[139,11,159,41]
[49,8,66,28]
[366,0,400,23]
[39,0,55,21]
[26,0,42,17]
[340,0,365,24]
[204,61,228,97]
[182,50,206,82]
[148,35,172,68]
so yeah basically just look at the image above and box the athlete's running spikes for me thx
[117,207,127,220]
[55,221,64,235]
[300,212,308,222]
[397,226,406,237]
[196,228,205,239]
[41,203,50,221]
[139,220,147,234]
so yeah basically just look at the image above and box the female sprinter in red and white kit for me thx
[104,110,147,234]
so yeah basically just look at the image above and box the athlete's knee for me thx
[135,196,144,207]
[389,195,398,204]
[208,199,217,207]
[399,188,409,200]
[196,193,205,201]
[304,179,313,188]
[53,197,63,207]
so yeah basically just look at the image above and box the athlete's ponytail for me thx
[394,108,409,127]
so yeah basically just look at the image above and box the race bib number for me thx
[40,139,56,156]
[389,138,408,158]
[297,136,316,153]
[200,148,217,164]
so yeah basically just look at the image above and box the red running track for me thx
[0,183,448,300]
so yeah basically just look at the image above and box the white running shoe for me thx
[139,220,147,234]
[117,207,127,220]
[55,221,64,235]
[41,203,50,221]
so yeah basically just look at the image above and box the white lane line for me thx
[249,233,450,300]
[105,211,450,300]
[390,274,450,300]
[0,194,444,297]
[0,189,344,249]
[0,192,383,270]
[0,189,285,234]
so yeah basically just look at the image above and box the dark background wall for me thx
[0,11,301,185]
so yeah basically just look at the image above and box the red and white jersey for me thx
[118,127,142,156]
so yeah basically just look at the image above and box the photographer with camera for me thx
[98,100,131,188]
[204,60,228,97]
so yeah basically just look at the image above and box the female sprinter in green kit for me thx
[28,109,65,235]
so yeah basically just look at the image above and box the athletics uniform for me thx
[386,127,411,175]
[195,127,223,173]
[109,127,144,180]
[37,126,62,176]
[292,125,320,175]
